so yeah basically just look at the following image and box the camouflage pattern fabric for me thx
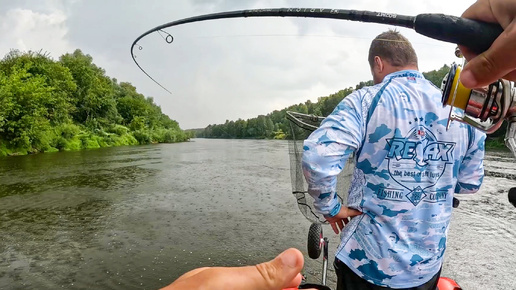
[302,70,486,288]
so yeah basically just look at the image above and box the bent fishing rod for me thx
[131,8,516,209]
[130,8,502,93]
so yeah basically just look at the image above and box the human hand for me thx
[459,0,516,88]
[161,248,313,290]
[325,206,362,234]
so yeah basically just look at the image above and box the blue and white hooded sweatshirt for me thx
[302,70,485,288]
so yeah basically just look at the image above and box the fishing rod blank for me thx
[131,8,503,93]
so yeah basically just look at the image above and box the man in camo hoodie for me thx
[302,30,485,290]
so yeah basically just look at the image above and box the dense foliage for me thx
[0,50,190,156]
[193,64,506,148]
[194,87,356,140]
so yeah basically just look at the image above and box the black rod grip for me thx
[414,14,503,55]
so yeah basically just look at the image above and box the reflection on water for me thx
[0,166,157,200]
[0,140,515,290]
[0,145,165,289]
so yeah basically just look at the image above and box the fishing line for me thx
[174,34,452,48]
[131,8,502,94]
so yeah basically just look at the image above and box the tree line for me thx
[193,64,507,149]
[0,49,191,156]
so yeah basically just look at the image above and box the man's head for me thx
[368,30,418,84]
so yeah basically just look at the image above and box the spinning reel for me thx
[441,48,516,158]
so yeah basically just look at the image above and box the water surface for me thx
[0,139,514,290]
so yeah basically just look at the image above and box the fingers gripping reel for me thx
[441,49,516,158]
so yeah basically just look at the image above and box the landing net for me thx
[287,111,355,224]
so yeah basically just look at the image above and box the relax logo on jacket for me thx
[382,125,456,206]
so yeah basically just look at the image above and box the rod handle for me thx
[414,14,503,54]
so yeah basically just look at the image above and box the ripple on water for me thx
[0,141,515,290]
[443,176,516,290]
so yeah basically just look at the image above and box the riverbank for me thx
[0,126,191,157]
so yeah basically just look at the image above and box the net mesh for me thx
[287,111,355,224]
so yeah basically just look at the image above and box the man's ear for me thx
[374,56,383,73]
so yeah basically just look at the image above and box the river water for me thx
[0,139,514,290]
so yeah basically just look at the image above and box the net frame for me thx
[287,111,355,224]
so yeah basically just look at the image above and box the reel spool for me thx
[441,63,513,134]
[440,51,516,158]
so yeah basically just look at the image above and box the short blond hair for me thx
[368,30,418,68]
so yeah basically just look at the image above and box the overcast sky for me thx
[0,0,476,129]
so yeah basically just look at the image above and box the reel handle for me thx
[414,14,503,55]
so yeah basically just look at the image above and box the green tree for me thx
[422,64,450,87]
[355,80,374,90]
[60,49,120,128]
[0,50,77,152]
[0,49,188,156]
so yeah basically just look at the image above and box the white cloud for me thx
[0,6,73,59]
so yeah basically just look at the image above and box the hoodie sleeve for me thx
[302,90,365,216]
[455,125,486,193]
